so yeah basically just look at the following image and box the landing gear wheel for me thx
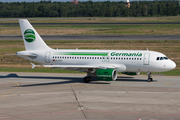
[84,77,92,83]
[147,78,153,82]
[147,72,153,82]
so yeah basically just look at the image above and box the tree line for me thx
[0,1,179,17]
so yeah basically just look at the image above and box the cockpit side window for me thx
[157,56,169,61]
[164,57,168,60]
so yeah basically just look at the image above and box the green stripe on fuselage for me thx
[54,52,109,56]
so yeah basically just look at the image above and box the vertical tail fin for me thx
[19,19,51,50]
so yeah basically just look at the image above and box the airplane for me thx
[13,19,176,83]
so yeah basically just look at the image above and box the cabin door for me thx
[45,51,51,63]
[144,53,150,65]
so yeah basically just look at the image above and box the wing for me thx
[31,63,126,72]
[43,64,116,69]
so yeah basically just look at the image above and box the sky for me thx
[0,0,126,2]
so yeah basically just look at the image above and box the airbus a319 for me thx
[12,19,176,83]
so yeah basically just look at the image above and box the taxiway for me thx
[0,72,180,120]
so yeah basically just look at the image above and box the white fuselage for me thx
[17,49,176,73]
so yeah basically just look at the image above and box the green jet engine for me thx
[96,69,117,81]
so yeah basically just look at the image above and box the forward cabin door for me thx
[144,53,150,65]
[45,51,51,63]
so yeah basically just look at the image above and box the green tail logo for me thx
[24,29,36,43]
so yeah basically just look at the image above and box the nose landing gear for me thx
[147,72,153,82]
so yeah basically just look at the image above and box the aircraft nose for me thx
[166,60,176,70]
[170,60,176,70]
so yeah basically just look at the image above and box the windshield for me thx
[156,57,168,60]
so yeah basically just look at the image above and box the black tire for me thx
[147,78,152,82]
[84,77,91,83]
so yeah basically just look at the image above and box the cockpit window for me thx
[164,57,168,60]
[156,56,168,60]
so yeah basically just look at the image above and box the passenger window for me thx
[111,57,112,59]
[65,57,66,59]
[140,58,141,60]
[80,57,81,59]
[75,57,76,59]
[132,58,133,60]
[134,58,136,60]
[97,57,99,59]
[103,57,105,59]
[113,57,115,60]
[72,57,74,59]
[67,57,69,59]
[127,58,128,60]
[129,58,131,60]
[121,58,123,60]
[119,58,120,60]
[82,57,84,59]
[95,57,96,59]
[100,57,101,59]
[92,57,94,59]
[85,57,86,59]
[137,58,139,60]
[90,57,91,59]
[124,58,125,60]
[70,57,71,59]
[87,57,89,59]
[62,57,64,59]
[107,57,108,59]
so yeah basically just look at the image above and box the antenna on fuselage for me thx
[146,48,149,51]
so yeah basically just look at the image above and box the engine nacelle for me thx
[96,69,117,81]
[122,72,140,75]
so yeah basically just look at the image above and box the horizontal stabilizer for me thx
[6,54,36,57]
[31,63,42,69]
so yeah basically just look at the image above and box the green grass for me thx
[1,24,179,35]
[139,70,180,76]
[0,17,180,23]
[152,70,180,76]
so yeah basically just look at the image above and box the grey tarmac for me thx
[0,35,180,40]
[0,72,180,120]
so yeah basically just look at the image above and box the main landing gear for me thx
[84,76,92,83]
[147,72,153,82]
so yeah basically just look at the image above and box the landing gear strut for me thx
[84,76,92,83]
[147,72,153,82]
